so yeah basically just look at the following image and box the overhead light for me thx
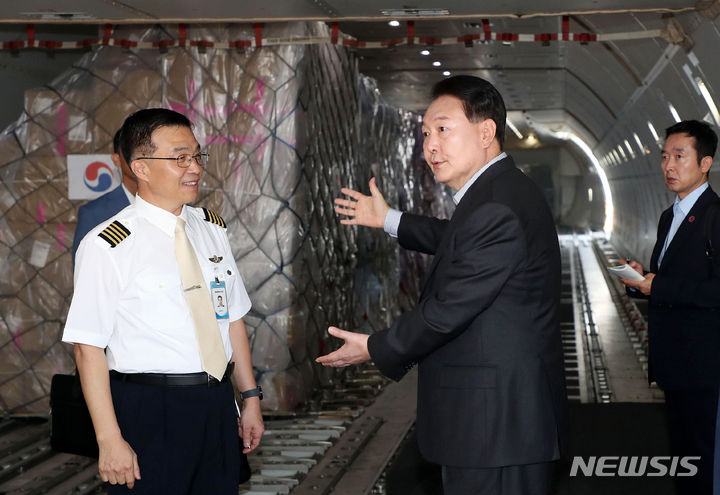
[442,70,451,76]
[550,130,614,236]
[624,139,636,159]
[648,121,660,144]
[633,133,645,154]
[612,149,622,165]
[420,49,431,56]
[388,20,400,27]
[432,61,441,67]
[506,119,524,140]
[588,188,593,202]
[21,11,94,19]
[668,102,681,123]
[695,77,720,126]
[617,145,627,161]
[381,8,450,17]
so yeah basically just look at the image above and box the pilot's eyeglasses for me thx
[135,152,209,168]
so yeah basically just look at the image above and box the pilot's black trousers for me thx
[107,377,241,495]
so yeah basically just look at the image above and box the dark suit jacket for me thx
[71,185,130,266]
[368,155,567,469]
[645,185,720,391]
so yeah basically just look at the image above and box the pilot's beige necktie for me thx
[174,217,227,380]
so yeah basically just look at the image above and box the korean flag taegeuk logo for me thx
[83,161,114,192]
[67,154,121,200]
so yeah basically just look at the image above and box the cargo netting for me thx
[0,22,451,414]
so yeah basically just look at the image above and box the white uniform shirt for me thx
[63,195,252,373]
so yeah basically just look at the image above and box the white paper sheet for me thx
[607,264,645,281]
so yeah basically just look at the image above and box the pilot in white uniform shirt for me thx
[63,194,251,373]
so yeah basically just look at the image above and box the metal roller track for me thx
[591,238,663,402]
[570,236,614,403]
[0,418,102,494]
[591,239,651,376]
[240,365,391,494]
[0,238,647,493]
[559,242,583,402]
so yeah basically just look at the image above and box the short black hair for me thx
[665,120,718,163]
[112,128,122,154]
[431,75,507,150]
[119,108,192,164]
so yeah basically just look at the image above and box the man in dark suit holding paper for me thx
[623,120,720,494]
[317,75,567,495]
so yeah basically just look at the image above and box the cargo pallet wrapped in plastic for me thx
[0,22,448,414]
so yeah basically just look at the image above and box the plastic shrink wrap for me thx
[0,22,450,413]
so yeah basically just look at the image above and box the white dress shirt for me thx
[658,182,708,266]
[63,195,251,373]
[384,152,507,237]
[121,183,136,205]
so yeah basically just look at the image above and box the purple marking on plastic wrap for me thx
[56,223,67,250]
[36,204,46,224]
[56,104,68,156]
[12,328,22,349]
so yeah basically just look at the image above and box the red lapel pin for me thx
[689,216,695,223]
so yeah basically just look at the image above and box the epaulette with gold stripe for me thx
[98,220,131,247]
[202,208,226,228]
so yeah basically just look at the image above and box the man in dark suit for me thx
[71,129,137,265]
[317,75,567,495]
[623,120,720,494]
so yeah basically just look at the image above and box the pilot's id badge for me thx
[210,280,229,319]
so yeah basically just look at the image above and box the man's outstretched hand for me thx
[334,177,390,229]
[316,327,371,367]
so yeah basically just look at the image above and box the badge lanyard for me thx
[210,265,228,320]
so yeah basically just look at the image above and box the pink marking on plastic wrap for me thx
[278,102,294,120]
[36,204,46,224]
[237,79,270,120]
[201,103,240,119]
[205,134,264,146]
[187,77,198,123]
[56,104,68,156]
[56,223,67,250]
[12,328,22,349]
[168,102,189,115]
[169,78,272,125]
[167,77,199,121]
[256,140,268,162]
[231,160,244,184]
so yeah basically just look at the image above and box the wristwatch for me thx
[240,386,263,400]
